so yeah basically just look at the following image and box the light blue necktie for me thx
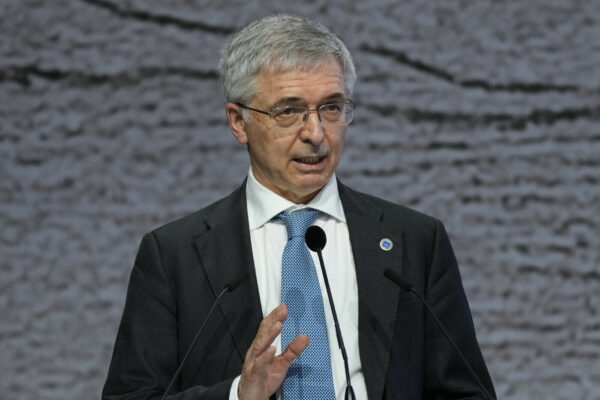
[277,209,335,400]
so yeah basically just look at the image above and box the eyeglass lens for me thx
[271,103,353,128]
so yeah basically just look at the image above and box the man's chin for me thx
[287,177,331,203]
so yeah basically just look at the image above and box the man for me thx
[103,14,496,400]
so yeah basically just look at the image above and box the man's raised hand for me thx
[238,303,309,400]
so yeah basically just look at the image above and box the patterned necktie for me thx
[276,209,336,400]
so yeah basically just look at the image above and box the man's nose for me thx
[299,109,325,144]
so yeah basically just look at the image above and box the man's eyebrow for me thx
[271,97,303,107]
[322,92,347,102]
[271,93,348,108]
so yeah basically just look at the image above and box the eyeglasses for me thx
[235,102,355,129]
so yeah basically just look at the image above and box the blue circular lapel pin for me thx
[379,238,393,251]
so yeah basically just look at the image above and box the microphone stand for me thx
[383,269,493,400]
[161,274,247,400]
[306,226,356,400]
[314,248,356,400]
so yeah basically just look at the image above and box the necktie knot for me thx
[276,209,321,240]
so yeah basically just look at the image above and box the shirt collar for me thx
[246,167,346,230]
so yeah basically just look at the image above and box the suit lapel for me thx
[339,182,403,400]
[193,183,263,360]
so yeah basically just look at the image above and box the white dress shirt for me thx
[229,168,368,400]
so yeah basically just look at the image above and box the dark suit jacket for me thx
[102,181,495,399]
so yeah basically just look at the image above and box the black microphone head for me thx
[226,274,248,292]
[305,225,326,252]
[383,269,413,292]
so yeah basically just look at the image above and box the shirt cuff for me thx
[228,375,241,400]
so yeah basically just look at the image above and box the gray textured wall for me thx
[1,0,599,399]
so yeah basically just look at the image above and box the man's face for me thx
[229,57,348,204]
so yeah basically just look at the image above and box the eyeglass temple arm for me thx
[234,103,271,117]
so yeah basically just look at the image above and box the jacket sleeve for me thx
[423,220,496,399]
[102,232,234,400]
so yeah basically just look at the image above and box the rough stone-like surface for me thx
[1,1,599,399]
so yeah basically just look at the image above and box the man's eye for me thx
[273,107,302,118]
[323,104,342,112]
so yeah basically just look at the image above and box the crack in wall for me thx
[360,44,582,93]
[366,104,600,127]
[0,65,218,87]
[80,0,235,34]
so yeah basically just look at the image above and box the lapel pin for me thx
[379,238,393,251]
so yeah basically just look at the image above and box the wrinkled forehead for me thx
[254,55,346,91]
[267,53,341,74]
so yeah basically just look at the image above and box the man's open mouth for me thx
[295,156,324,165]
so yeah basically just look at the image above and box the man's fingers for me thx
[279,334,309,365]
[238,345,276,400]
[246,304,287,360]
[254,345,276,371]
[238,305,290,399]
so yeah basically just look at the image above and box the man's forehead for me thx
[254,58,346,104]
[266,54,341,74]
[260,56,343,81]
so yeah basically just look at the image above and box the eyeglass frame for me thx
[234,101,355,128]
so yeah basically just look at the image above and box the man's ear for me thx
[226,103,248,145]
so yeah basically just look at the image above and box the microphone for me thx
[305,225,327,252]
[305,226,356,400]
[160,274,247,400]
[383,269,493,400]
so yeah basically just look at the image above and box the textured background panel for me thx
[1,0,599,399]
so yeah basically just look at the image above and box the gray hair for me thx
[218,14,356,110]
